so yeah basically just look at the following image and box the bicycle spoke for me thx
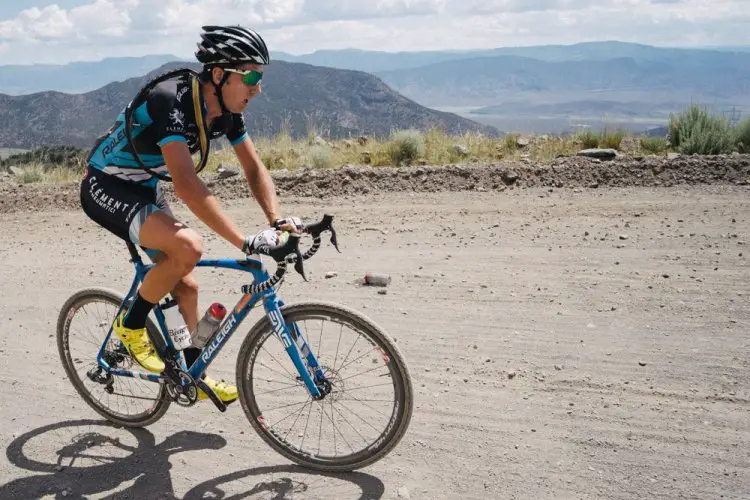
[330,397,337,456]
[264,398,311,414]
[332,323,344,371]
[299,399,313,452]
[336,388,392,419]
[317,402,323,456]
[317,320,324,361]
[255,382,304,396]
[335,333,361,374]
[256,359,298,383]
[282,399,314,442]
[330,400,371,448]
[337,364,390,384]
[335,346,379,374]
[260,345,298,381]
[333,381,393,393]
[332,398,387,433]
[320,402,355,454]
[334,397,394,403]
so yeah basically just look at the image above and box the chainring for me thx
[165,369,199,406]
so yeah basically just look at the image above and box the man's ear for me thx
[211,67,224,86]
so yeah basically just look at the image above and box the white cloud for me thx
[0,0,131,41]
[0,0,747,64]
[307,0,447,20]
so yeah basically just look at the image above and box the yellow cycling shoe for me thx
[112,312,165,373]
[199,376,238,404]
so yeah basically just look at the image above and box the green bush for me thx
[504,133,520,151]
[600,128,625,149]
[388,129,425,165]
[734,118,750,153]
[19,165,44,184]
[0,146,86,169]
[577,129,600,149]
[308,145,333,169]
[639,136,668,154]
[668,105,733,155]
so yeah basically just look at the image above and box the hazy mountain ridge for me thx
[0,61,497,149]
[0,55,184,95]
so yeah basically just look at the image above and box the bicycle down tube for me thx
[95,256,325,398]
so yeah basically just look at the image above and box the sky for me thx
[0,0,748,65]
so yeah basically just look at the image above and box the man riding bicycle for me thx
[80,25,299,405]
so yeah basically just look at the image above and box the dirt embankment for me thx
[1,153,749,214]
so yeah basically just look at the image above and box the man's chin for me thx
[226,103,245,114]
[233,99,250,113]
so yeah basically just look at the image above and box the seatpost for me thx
[126,242,143,264]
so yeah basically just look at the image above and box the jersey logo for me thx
[169,109,185,127]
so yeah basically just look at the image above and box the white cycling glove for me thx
[243,228,282,255]
[273,216,304,233]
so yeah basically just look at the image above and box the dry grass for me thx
[12,163,83,184]
[202,126,669,174]
[9,127,695,184]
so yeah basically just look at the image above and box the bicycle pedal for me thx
[195,379,227,413]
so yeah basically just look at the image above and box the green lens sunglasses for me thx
[225,68,263,86]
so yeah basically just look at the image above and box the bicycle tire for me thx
[236,301,413,472]
[57,287,171,427]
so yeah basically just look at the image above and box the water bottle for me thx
[191,303,228,348]
[162,298,192,350]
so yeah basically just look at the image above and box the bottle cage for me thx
[123,68,210,183]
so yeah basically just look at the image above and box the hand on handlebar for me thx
[243,228,284,256]
[243,228,305,280]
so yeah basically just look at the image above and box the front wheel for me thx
[236,302,413,472]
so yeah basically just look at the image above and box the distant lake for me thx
[433,106,669,135]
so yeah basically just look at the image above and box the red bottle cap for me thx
[209,302,227,319]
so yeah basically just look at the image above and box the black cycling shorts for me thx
[80,166,173,257]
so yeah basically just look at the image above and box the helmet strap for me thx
[214,70,231,115]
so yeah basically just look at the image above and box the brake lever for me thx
[292,247,306,280]
[329,224,341,253]
[305,214,341,253]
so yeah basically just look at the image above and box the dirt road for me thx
[0,186,748,499]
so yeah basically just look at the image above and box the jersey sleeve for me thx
[226,113,248,145]
[147,85,190,148]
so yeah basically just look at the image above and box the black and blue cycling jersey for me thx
[87,71,248,189]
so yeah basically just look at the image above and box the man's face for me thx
[218,63,263,113]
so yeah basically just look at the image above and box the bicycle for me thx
[57,215,413,472]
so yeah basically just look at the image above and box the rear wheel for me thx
[236,302,413,472]
[57,287,171,427]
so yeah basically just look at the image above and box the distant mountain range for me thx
[0,55,183,95]
[2,41,747,97]
[0,61,496,149]
[1,41,748,140]
[274,41,750,72]
[374,51,750,107]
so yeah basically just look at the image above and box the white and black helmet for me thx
[195,25,270,66]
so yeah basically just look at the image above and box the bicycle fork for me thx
[265,296,330,400]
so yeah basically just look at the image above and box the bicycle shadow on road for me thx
[1,419,385,499]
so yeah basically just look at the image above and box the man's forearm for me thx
[244,158,280,225]
[176,179,245,250]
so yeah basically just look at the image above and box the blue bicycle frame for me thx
[95,249,326,399]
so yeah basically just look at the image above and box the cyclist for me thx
[80,25,301,405]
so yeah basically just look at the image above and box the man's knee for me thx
[172,230,203,273]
